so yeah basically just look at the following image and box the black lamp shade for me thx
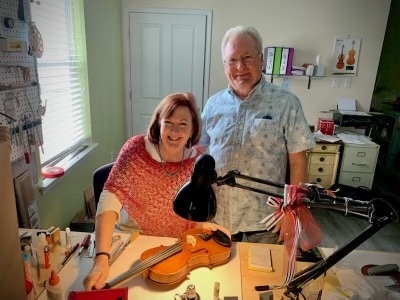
[173,154,218,221]
[173,181,217,221]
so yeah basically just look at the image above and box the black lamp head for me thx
[173,154,217,222]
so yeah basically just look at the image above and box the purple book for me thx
[286,47,295,75]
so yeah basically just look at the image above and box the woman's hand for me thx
[82,255,110,290]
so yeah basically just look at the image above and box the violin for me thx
[103,228,231,288]
[347,40,356,65]
[336,44,345,69]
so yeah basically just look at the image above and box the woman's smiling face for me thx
[159,105,193,153]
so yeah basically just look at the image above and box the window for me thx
[30,0,92,168]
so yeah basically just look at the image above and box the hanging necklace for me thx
[156,144,185,177]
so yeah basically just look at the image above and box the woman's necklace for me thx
[156,144,185,177]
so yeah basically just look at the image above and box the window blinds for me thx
[30,0,91,166]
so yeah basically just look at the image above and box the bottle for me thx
[45,270,65,300]
[22,245,32,282]
[37,233,51,269]
[65,227,72,253]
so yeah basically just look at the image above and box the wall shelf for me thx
[264,73,325,89]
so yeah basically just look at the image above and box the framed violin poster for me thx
[331,37,361,76]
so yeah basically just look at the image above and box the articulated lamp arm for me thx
[215,169,398,299]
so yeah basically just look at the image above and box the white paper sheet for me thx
[338,98,356,111]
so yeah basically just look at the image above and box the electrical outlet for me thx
[344,77,352,88]
[332,78,340,88]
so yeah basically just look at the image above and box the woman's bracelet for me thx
[95,252,111,260]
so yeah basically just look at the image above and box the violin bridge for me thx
[186,235,197,247]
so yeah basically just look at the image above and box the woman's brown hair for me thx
[147,92,201,147]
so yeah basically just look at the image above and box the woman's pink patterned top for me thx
[105,135,200,237]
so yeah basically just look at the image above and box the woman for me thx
[83,92,209,290]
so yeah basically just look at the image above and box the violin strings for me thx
[107,241,185,288]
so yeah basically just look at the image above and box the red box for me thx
[317,118,334,135]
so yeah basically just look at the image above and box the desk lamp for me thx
[173,154,398,299]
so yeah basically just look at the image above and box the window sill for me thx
[36,143,98,195]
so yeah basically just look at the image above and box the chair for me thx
[93,162,114,208]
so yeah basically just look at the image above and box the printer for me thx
[333,110,373,128]
[333,98,373,129]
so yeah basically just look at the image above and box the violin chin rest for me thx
[213,229,232,248]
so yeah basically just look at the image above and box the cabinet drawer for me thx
[341,146,378,173]
[311,143,341,153]
[338,172,374,189]
[308,174,333,188]
[308,164,334,176]
[308,153,338,165]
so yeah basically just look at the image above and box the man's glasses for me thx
[224,53,261,67]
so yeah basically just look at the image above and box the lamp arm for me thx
[215,170,285,198]
[305,201,370,219]
[285,198,398,299]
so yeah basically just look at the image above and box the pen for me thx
[77,234,91,256]
[57,242,79,272]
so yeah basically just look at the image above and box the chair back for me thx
[93,162,114,208]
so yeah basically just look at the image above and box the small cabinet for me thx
[338,142,380,189]
[307,142,341,188]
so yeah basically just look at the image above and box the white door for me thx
[125,9,212,137]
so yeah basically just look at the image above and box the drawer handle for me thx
[352,162,366,166]
[319,157,325,162]
[316,178,321,182]
[318,167,323,172]
[321,145,327,150]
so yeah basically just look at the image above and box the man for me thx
[199,25,315,243]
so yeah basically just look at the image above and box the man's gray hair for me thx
[221,25,263,60]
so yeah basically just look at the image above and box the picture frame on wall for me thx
[331,37,361,76]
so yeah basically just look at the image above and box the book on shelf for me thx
[264,47,275,74]
[280,47,289,75]
[272,47,282,75]
[286,47,295,75]
[248,245,273,272]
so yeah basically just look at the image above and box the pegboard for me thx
[0,0,43,168]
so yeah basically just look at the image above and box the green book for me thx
[272,47,282,75]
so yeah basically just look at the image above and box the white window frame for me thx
[30,0,96,194]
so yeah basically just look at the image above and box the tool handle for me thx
[81,234,91,248]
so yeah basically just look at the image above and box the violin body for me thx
[104,228,231,289]
[140,228,231,284]
[347,48,356,65]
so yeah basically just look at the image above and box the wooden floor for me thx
[311,208,400,252]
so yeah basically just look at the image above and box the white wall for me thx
[122,0,391,126]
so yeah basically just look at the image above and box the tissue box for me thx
[313,65,325,77]
[317,118,334,135]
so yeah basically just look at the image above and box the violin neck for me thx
[104,242,183,289]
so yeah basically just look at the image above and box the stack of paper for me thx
[248,245,273,272]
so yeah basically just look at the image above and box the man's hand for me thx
[272,218,286,243]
